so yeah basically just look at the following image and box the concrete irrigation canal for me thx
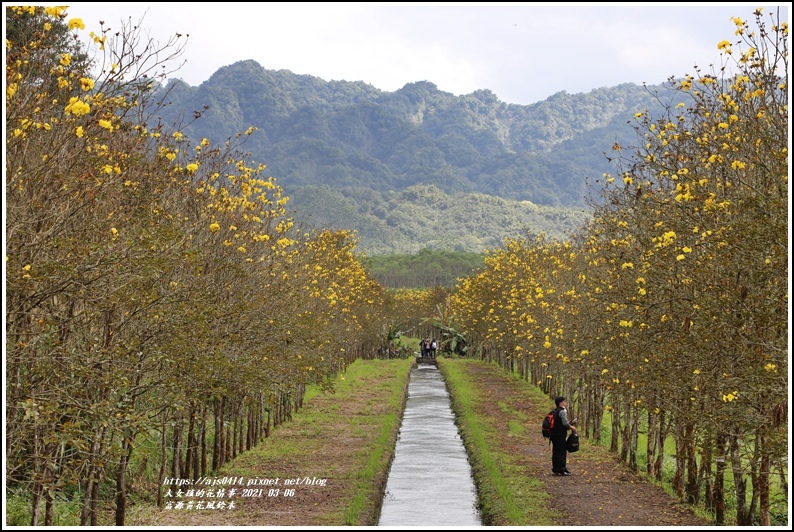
[377,362,482,526]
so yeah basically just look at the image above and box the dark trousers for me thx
[551,433,568,473]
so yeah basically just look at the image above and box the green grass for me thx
[439,358,556,526]
[173,358,412,526]
[5,484,103,527]
[322,359,412,525]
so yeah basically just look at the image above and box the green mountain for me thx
[154,60,679,254]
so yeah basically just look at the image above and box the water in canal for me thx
[377,363,482,527]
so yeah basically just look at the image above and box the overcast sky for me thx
[65,2,790,106]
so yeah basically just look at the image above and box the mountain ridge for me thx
[154,60,679,253]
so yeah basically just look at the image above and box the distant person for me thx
[420,338,427,358]
[551,396,576,476]
[430,338,437,358]
[423,338,432,358]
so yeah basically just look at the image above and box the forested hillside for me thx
[363,248,486,289]
[153,64,683,253]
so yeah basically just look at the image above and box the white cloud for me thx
[66,3,790,105]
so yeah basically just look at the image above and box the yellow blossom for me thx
[722,391,739,402]
[75,126,84,138]
[44,6,66,17]
[64,97,90,116]
[67,18,85,30]
[99,119,113,130]
[79,78,94,91]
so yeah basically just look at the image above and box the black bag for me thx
[566,432,579,453]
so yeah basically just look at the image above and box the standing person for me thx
[551,396,576,476]
[430,338,437,358]
[420,338,426,358]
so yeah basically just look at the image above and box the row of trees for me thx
[5,7,391,525]
[447,9,788,526]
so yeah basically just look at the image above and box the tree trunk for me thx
[157,414,168,507]
[192,408,201,482]
[685,422,698,504]
[593,386,604,443]
[619,397,630,463]
[730,433,749,525]
[30,481,42,526]
[200,412,207,478]
[115,431,134,526]
[646,409,656,476]
[758,433,770,526]
[698,436,712,510]
[213,397,221,471]
[628,402,639,471]
[777,463,788,505]
[238,401,245,455]
[44,486,54,526]
[655,410,668,482]
[81,427,105,526]
[672,423,686,499]
[610,400,620,453]
[171,418,182,482]
[183,406,195,481]
[80,479,93,526]
[90,480,99,526]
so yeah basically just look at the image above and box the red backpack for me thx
[541,409,556,439]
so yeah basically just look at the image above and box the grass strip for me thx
[439,357,556,526]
